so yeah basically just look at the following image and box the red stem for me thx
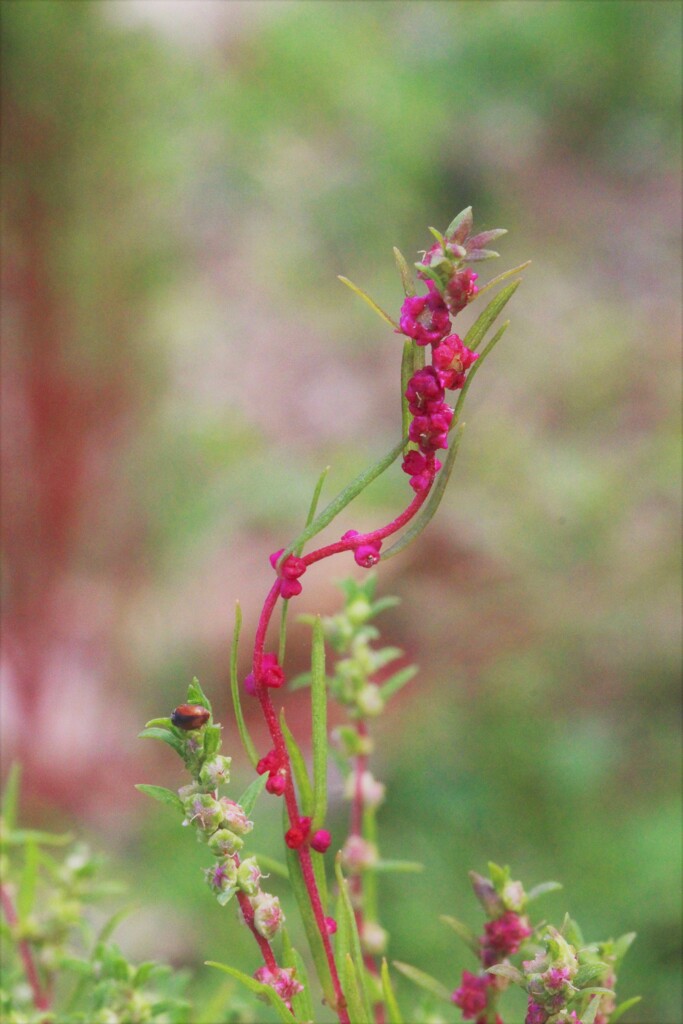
[247,452,437,1022]
[1,883,51,1015]
[235,889,279,973]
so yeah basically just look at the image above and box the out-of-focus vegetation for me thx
[1,1,680,1021]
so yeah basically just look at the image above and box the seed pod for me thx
[171,704,210,730]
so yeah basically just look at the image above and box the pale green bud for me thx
[252,892,284,941]
[199,755,232,789]
[208,828,244,857]
[236,856,262,896]
[356,684,384,716]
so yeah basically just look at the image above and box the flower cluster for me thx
[256,747,288,795]
[270,548,307,599]
[244,651,285,694]
[284,815,331,854]
[254,966,304,1012]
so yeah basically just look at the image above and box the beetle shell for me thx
[171,704,211,730]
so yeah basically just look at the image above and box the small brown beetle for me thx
[171,704,211,730]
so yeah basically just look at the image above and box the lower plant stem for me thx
[1,883,51,1015]
[235,889,279,974]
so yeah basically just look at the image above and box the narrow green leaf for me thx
[465,248,501,262]
[143,717,174,729]
[440,914,480,955]
[335,856,373,1021]
[526,881,563,903]
[281,930,315,1023]
[374,859,424,874]
[574,964,610,988]
[427,226,445,247]
[487,963,524,984]
[2,828,71,846]
[279,465,330,665]
[381,959,404,1024]
[311,618,328,832]
[467,228,508,249]
[378,666,418,701]
[380,425,465,561]
[338,276,398,330]
[612,931,637,967]
[1,763,21,831]
[17,839,38,920]
[138,727,185,758]
[135,785,184,815]
[342,954,371,1024]
[393,247,415,297]
[236,774,268,817]
[186,677,211,709]
[609,996,642,1023]
[282,438,406,560]
[464,279,520,352]
[392,961,452,1003]
[401,339,415,440]
[452,321,510,424]
[284,830,335,1008]
[280,711,313,816]
[288,672,312,691]
[369,596,401,617]
[97,904,138,945]
[230,603,258,768]
[205,962,297,1024]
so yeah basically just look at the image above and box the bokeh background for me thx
[1,1,681,1020]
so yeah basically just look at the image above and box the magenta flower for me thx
[432,333,478,390]
[254,965,304,1011]
[525,1001,547,1024]
[451,970,490,1019]
[445,267,479,314]
[399,284,451,346]
[483,911,532,959]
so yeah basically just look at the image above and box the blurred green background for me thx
[1,1,681,1021]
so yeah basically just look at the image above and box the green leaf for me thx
[526,881,563,902]
[464,279,521,352]
[280,711,313,816]
[342,953,371,1024]
[374,859,423,874]
[427,226,445,247]
[143,717,174,729]
[467,228,508,249]
[230,602,258,768]
[138,727,186,758]
[380,424,465,561]
[487,963,524,984]
[17,839,38,920]
[574,963,610,988]
[205,962,297,1024]
[401,339,415,440]
[338,276,398,330]
[284,831,335,1008]
[612,931,637,967]
[609,996,642,1023]
[445,207,473,243]
[465,248,501,262]
[381,959,404,1024]
[202,724,222,760]
[475,260,531,299]
[135,785,184,815]
[393,247,415,297]
[1,763,21,832]
[335,856,373,1022]
[580,994,606,1024]
[311,617,328,832]
[378,666,418,701]
[281,930,315,1023]
[450,321,509,429]
[236,774,268,817]
[96,904,138,945]
[1,828,72,847]
[216,887,236,907]
[392,961,452,1003]
[186,677,211,710]
[288,671,312,691]
[439,915,480,956]
[487,862,509,891]
[282,438,406,560]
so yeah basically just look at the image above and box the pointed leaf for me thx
[287,671,313,691]
[205,962,296,1024]
[143,717,174,729]
[464,279,521,352]
[452,322,510,424]
[138,727,185,758]
[97,904,138,945]
[335,856,374,1021]
[401,339,415,440]
[284,829,335,1008]
[378,666,418,701]
[282,438,406,560]
[427,226,445,247]
[476,260,531,299]
[380,425,465,561]
[580,994,608,1024]
[342,954,371,1024]
[338,276,398,329]
[392,961,452,1003]
[439,915,480,956]
[1,763,21,832]
[609,996,642,1023]
[280,711,313,816]
[445,207,473,243]
[281,930,315,1023]
[527,881,563,902]
[2,828,71,847]
[186,677,211,709]
[374,859,424,874]
[393,247,415,297]
[135,785,184,815]
[311,618,328,832]
[575,963,610,988]
[612,931,637,967]
[487,963,524,984]
[381,959,404,1024]
[236,773,268,817]
[17,839,38,919]
[467,228,507,249]
[230,603,258,768]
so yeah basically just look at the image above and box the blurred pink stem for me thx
[1,883,51,1016]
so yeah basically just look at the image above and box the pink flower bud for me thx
[265,772,287,796]
[311,829,331,853]
[325,916,338,935]
[354,541,381,568]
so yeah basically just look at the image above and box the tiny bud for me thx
[340,835,378,874]
[356,684,385,717]
[171,704,210,730]
[354,542,382,568]
[311,829,332,853]
[361,920,388,956]
[252,892,285,941]
[208,828,244,857]
[236,856,262,896]
[325,916,338,935]
[343,770,386,808]
[205,857,237,895]
[219,798,253,836]
[184,793,223,832]
[266,772,287,796]
[199,755,232,789]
